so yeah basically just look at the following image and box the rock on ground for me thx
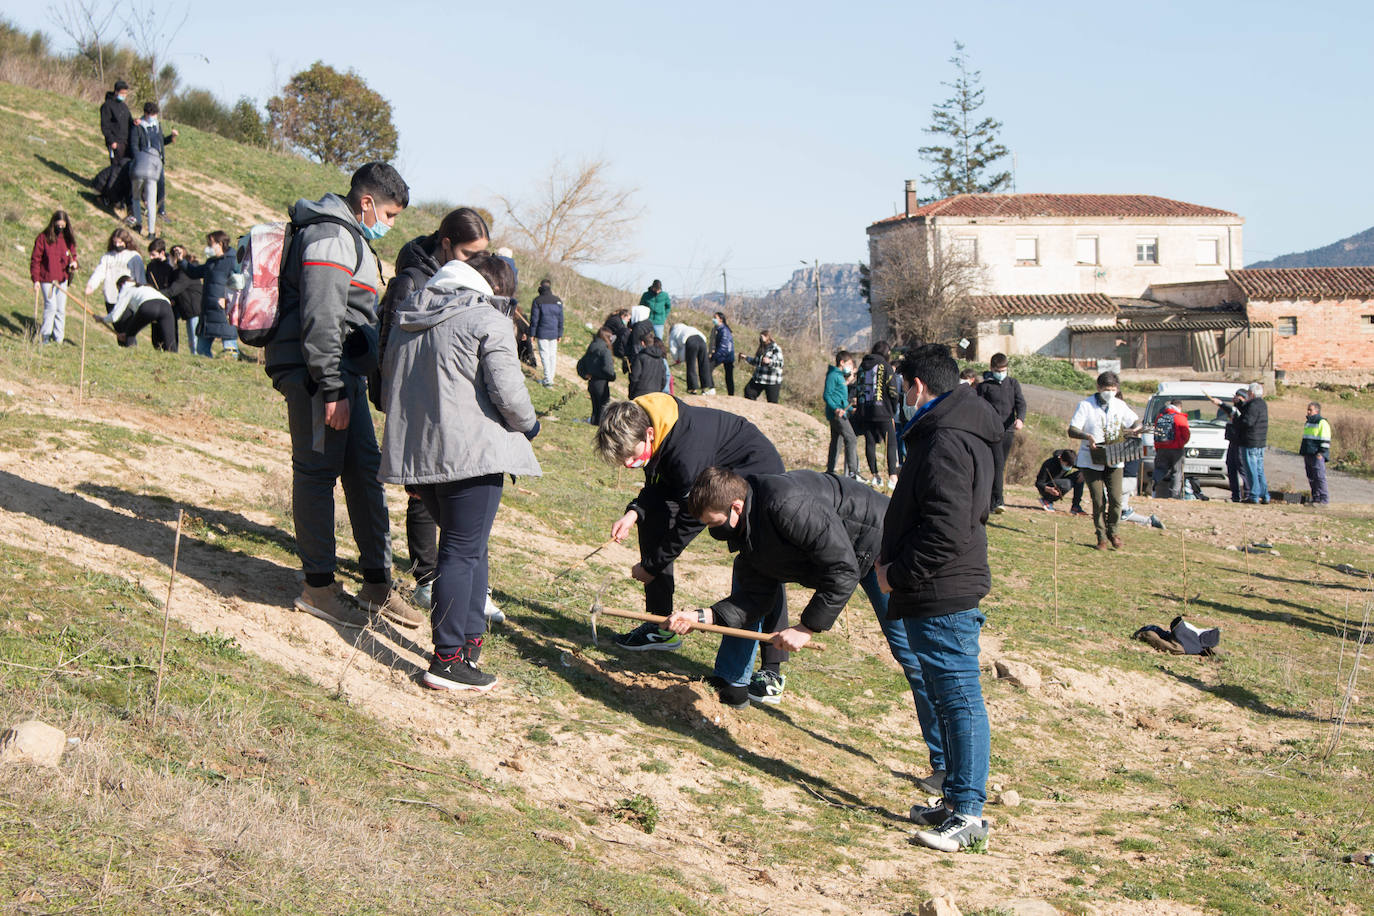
[0,720,67,768]
[994,659,1042,690]
[919,896,963,916]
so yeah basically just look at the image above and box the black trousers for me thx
[1225,441,1246,501]
[860,415,899,477]
[744,380,780,403]
[1037,476,1084,508]
[404,488,438,586]
[684,336,710,391]
[713,360,735,395]
[588,378,611,423]
[639,496,789,669]
[989,429,1015,509]
[414,474,503,656]
[114,301,177,352]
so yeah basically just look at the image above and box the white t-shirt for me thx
[1070,393,1140,470]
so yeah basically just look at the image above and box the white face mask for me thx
[204,246,217,259]
[144,116,158,127]
[627,457,648,469]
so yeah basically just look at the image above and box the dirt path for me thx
[1022,383,1374,505]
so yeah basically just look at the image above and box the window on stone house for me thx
[998,320,1015,335]
[1014,237,1038,266]
[1136,237,1159,264]
[952,236,978,263]
[1075,237,1099,265]
[1362,314,1374,334]
[1196,237,1220,266]
[1276,316,1298,337]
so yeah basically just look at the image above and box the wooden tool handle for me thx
[597,607,825,651]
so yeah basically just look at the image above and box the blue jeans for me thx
[712,564,787,687]
[902,609,989,816]
[1242,447,1267,502]
[864,569,945,772]
[194,330,238,357]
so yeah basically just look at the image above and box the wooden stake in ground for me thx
[78,295,89,408]
[152,509,185,723]
[32,284,41,339]
[1053,521,1060,626]
[1181,529,1188,611]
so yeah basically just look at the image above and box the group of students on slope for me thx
[30,211,239,356]
[823,341,904,491]
[97,80,179,238]
[591,343,1002,853]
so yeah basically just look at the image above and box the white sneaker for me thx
[484,588,505,623]
[705,388,716,395]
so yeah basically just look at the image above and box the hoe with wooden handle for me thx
[588,597,825,651]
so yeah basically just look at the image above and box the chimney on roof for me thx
[904,180,918,218]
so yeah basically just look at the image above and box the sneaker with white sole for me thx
[423,649,497,692]
[614,621,682,651]
[356,581,424,629]
[912,812,990,852]
[909,801,952,827]
[915,770,946,796]
[747,669,786,705]
[294,582,370,629]
[484,588,505,624]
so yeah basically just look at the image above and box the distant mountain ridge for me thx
[1247,226,1374,269]
[692,263,871,350]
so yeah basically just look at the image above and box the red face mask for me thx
[625,440,653,468]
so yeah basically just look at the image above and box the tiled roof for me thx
[870,194,1238,227]
[972,293,1117,317]
[1068,318,1271,333]
[1227,267,1374,301]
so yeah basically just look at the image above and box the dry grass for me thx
[1331,412,1374,472]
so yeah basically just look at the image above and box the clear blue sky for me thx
[12,0,1373,294]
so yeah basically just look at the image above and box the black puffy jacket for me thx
[712,471,887,633]
[1237,396,1268,448]
[976,374,1026,430]
[880,384,1003,618]
[182,255,237,339]
[628,341,667,398]
[100,92,130,152]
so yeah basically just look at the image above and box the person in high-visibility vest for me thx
[1299,401,1333,505]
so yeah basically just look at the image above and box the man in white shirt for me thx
[1067,371,1142,550]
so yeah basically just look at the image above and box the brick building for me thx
[1225,268,1374,376]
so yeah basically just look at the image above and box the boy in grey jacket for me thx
[265,163,414,630]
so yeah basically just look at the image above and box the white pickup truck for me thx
[1139,381,1243,493]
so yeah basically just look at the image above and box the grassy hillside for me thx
[2,78,1374,915]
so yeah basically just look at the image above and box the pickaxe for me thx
[588,598,825,651]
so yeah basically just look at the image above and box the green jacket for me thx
[640,289,671,325]
[1300,416,1332,457]
[823,365,852,416]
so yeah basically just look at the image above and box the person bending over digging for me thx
[672,467,950,793]
[878,343,1001,853]
[595,395,788,707]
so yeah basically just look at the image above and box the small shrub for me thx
[611,794,659,834]
[1330,414,1374,472]
[638,759,670,775]
[187,630,244,659]
[525,726,553,745]
[1007,354,1096,391]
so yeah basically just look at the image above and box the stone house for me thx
[1224,267,1374,381]
[866,184,1246,358]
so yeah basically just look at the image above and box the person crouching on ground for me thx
[104,274,177,350]
[677,468,952,785]
[595,396,788,706]
[877,343,1001,852]
[379,251,541,692]
[1035,448,1084,513]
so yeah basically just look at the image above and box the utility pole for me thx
[721,269,728,313]
[813,259,823,344]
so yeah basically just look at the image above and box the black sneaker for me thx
[915,770,946,796]
[423,651,497,692]
[913,812,990,852]
[747,669,786,705]
[706,676,750,709]
[614,621,682,651]
[909,801,952,827]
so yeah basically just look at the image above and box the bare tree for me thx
[871,226,985,346]
[496,157,642,265]
[49,0,119,85]
[123,1,189,104]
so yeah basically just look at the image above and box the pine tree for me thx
[918,42,1011,198]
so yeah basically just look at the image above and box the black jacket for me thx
[630,399,783,574]
[713,471,887,633]
[628,341,667,398]
[629,318,656,358]
[880,384,1002,618]
[380,233,442,363]
[856,352,898,422]
[146,259,203,319]
[977,374,1026,431]
[1034,456,1078,491]
[580,335,616,381]
[182,255,238,339]
[606,314,631,359]
[100,92,131,152]
[1237,396,1268,448]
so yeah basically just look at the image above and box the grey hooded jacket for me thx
[379,261,542,485]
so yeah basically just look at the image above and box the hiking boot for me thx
[747,669,786,705]
[915,770,946,797]
[1094,539,1109,551]
[614,621,682,651]
[912,812,990,852]
[423,650,497,692]
[294,582,370,629]
[910,801,952,827]
[1150,515,1165,530]
[484,588,505,624]
[1110,535,1124,549]
[356,581,423,629]
[1070,505,1088,516]
[412,581,433,610]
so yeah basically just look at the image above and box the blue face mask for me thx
[993,370,1008,381]
[360,199,390,240]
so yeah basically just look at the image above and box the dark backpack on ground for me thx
[94,161,131,209]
